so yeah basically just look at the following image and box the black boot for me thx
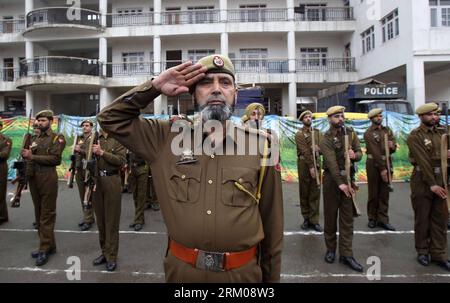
[339,256,364,272]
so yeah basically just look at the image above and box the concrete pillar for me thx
[153,36,162,114]
[99,0,108,27]
[407,58,426,110]
[220,0,227,22]
[26,91,34,115]
[288,81,297,118]
[281,85,289,116]
[25,41,33,59]
[25,0,34,23]
[0,96,5,111]
[221,32,228,56]
[100,87,113,109]
[286,0,294,21]
[99,37,107,76]
[287,31,296,73]
[154,0,161,25]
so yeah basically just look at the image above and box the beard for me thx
[303,120,311,127]
[198,102,234,123]
[372,119,382,126]
[39,125,50,132]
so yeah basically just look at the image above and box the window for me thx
[239,4,266,22]
[165,7,181,24]
[122,52,145,74]
[361,26,375,55]
[381,9,399,42]
[239,48,268,71]
[188,49,215,63]
[187,6,215,23]
[430,0,450,27]
[304,4,327,21]
[300,48,328,69]
[117,8,143,15]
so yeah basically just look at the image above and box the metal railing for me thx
[161,10,220,25]
[232,59,289,73]
[105,62,154,77]
[296,58,355,71]
[108,12,153,27]
[19,56,101,77]
[294,7,354,21]
[228,8,287,22]
[1,67,20,81]
[0,19,25,33]
[26,7,102,28]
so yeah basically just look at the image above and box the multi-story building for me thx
[0,0,448,117]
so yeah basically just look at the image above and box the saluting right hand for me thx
[430,185,448,200]
[152,61,207,97]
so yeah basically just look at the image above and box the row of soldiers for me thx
[0,111,159,271]
[294,103,450,272]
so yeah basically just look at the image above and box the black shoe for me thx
[31,247,56,259]
[368,219,377,229]
[417,254,430,266]
[32,222,38,229]
[301,219,310,230]
[377,222,396,231]
[35,252,50,266]
[339,256,364,272]
[431,259,450,272]
[310,223,323,232]
[150,202,160,211]
[134,223,143,231]
[106,261,117,272]
[129,223,136,228]
[78,220,85,227]
[324,251,336,263]
[93,255,107,266]
[80,222,92,231]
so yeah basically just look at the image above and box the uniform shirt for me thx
[295,127,321,169]
[320,126,362,186]
[75,132,92,169]
[407,123,445,187]
[97,80,283,283]
[97,132,126,171]
[128,151,148,176]
[30,128,66,167]
[364,124,396,170]
[0,133,12,162]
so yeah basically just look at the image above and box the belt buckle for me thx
[434,167,441,175]
[99,170,106,177]
[195,250,225,272]
[340,170,346,176]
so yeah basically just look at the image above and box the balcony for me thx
[0,67,20,91]
[227,8,287,22]
[23,7,102,38]
[294,7,354,21]
[161,10,220,25]
[16,56,101,91]
[296,58,355,71]
[108,12,153,27]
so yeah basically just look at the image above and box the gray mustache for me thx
[206,95,227,103]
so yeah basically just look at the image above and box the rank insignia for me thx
[176,149,197,165]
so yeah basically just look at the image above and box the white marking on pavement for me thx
[281,273,450,279]
[0,228,166,235]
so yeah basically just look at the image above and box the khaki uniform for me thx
[0,134,12,222]
[28,128,66,252]
[147,167,158,204]
[92,132,126,263]
[295,127,321,225]
[97,80,284,283]
[128,151,149,224]
[75,133,95,224]
[320,126,362,257]
[407,124,449,261]
[364,124,396,224]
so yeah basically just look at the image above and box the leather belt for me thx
[367,154,387,160]
[98,170,119,177]
[33,164,55,172]
[415,166,441,174]
[169,239,257,272]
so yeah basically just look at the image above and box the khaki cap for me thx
[35,110,54,120]
[326,106,345,117]
[299,110,313,121]
[80,119,94,127]
[416,102,439,115]
[197,54,235,79]
[368,108,383,119]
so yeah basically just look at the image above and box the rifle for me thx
[384,112,394,192]
[82,130,98,210]
[311,126,321,187]
[440,102,450,211]
[67,133,78,188]
[122,150,131,193]
[343,126,361,217]
[10,109,33,208]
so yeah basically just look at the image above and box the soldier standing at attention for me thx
[241,102,265,128]
[21,110,66,266]
[407,102,450,271]
[97,54,283,282]
[364,108,397,231]
[295,110,323,232]
[320,106,363,272]
[0,121,12,225]
[74,119,95,231]
[91,129,126,272]
[30,121,40,229]
[128,150,149,231]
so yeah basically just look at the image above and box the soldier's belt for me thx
[415,166,441,175]
[169,239,257,272]
[33,164,55,173]
[98,169,119,177]
[298,156,305,160]
[367,154,387,160]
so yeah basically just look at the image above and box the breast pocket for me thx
[221,167,258,207]
[169,164,202,203]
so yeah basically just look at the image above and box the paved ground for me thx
[0,181,449,283]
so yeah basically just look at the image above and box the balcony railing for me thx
[108,12,153,27]
[227,8,287,22]
[232,59,289,73]
[1,67,20,81]
[0,19,25,33]
[19,56,101,77]
[296,58,355,71]
[294,7,354,21]
[106,62,154,77]
[161,10,220,25]
[26,7,102,29]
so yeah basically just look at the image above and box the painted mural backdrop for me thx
[0,112,430,183]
